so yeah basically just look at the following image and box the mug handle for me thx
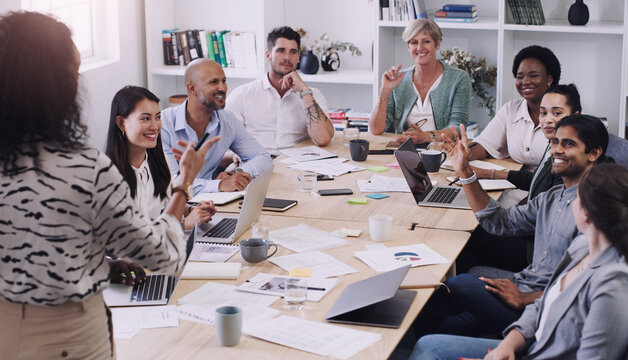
[440,152,447,165]
[265,243,278,260]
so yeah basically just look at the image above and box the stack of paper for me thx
[356,174,411,193]
[442,159,506,171]
[269,251,357,278]
[111,305,179,339]
[180,262,241,280]
[269,224,350,253]
[189,243,239,262]
[281,146,337,162]
[446,176,516,191]
[238,273,338,302]
[288,157,364,177]
[354,244,449,272]
[244,315,381,359]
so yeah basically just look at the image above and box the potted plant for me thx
[296,29,362,73]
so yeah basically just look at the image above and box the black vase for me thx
[299,50,319,74]
[321,52,340,71]
[568,0,589,26]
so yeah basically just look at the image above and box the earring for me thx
[121,130,126,138]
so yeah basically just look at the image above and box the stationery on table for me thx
[348,197,368,204]
[441,159,506,171]
[288,157,364,177]
[238,273,338,302]
[354,244,449,272]
[180,262,241,280]
[269,251,358,278]
[367,165,389,172]
[446,176,517,191]
[188,242,239,262]
[269,224,349,253]
[366,193,390,199]
[189,191,245,205]
[258,198,298,212]
[356,174,411,193]
[244,315,381,359]
[399,267,442,289]
[281,145,338,162]
[111,305,179,339]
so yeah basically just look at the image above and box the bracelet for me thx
[490,169,496,180]
[299,88,313,98]
[459,171,478,185]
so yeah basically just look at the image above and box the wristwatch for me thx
[299,88,313,98]
[429,131,437,141]
[171,183,194,201]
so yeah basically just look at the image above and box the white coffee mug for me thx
[369,214,393,242]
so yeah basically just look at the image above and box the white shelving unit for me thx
[144,0,626,137]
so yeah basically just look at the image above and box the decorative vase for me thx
[568,0,589,26]
[299,50,319,74]
[321,52,340,71]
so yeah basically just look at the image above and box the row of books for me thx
[329,108,372,132]
[435,4,479,23]
[379,0,427,21]
[162,29,257,69]
[507,0,545,25]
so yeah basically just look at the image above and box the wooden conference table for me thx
[116,131,519,359]
[218,132,520,232]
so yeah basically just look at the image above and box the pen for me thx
[448,178,459,186]
[176,133,210,176]
[413,118,428,129]
[306,286,326,291]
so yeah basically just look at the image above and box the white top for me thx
[535,272,567,341]
[474,99,547,166]
[132,153,169,220]
[406,74,443,131]
[226,74,330,149]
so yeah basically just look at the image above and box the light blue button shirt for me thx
[161,100,273,194]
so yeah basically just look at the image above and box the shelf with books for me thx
[151,65,260,79]
[502,19,625,34]
[378,16,499,30]
[297,69,374,85]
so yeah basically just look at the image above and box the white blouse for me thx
[132,153,169,220]
[535,272,567,341]
[474,99,547,166]
[406,74,443,131]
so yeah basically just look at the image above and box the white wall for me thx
[0,0,147,151]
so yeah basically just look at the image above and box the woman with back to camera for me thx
[0,11,219,359]
[410,163,628,360]
[369,18,471,145]
[469,45,561,167]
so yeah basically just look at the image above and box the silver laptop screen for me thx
[394,139,433,203]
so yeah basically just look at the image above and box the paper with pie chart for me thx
[354,244,449,272]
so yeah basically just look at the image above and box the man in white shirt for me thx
[226,26,334,149]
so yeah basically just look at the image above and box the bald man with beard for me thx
[161,59,272,194]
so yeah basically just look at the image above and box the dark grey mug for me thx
[420,150,447,172]
[239,238,277,264]
[215,306,242,347]
[349,139,369,161]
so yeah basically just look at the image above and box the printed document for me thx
[269,251,357,278]
[269,224,349,253]
[281,146,337,162]
[111,305,179,339]
[238,273,338,302]
[188,243,239,262]
[354,244,449,272]
[177,281,278,308]
[442,159,505,171]
[356,174,411,193]
[177,303,279,329]
[289,157,365,177]
[446,176,516,191]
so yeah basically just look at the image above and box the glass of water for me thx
[252,219,269,240]
[343,127,360,147]
[298,170,317,193]
[284,278,307,310]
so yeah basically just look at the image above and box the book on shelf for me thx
[380,0,426,21]
[442,4,476,12]
[170,29,180,65]
[412,0,427,19]
[187,30,201,61]
[436,10,478,18]
[329,107,351,119]
[346,108,372,120]
[216,31,228,68]
[198,30,209,62]
[509,0,544,25]
[380,0,390,20]
[507,0,521,24]
[210,31,221,64]
[435,16,478,23]
[162,30,174,65]
[177,31,192,65]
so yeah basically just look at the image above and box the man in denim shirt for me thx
[411,115,610,339]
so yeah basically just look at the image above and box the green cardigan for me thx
[385,61,471,134]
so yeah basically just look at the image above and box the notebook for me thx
[189,191,245,205]
[103,226,196,307]
[188,242,238,262]
[395,139,471,210]
[325,265,416,328]
[239,198,298,212]
[195,166,273,244]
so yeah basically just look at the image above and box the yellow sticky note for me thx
[348,197,368,204]
[368,166,390,172]
[340,228,362,237]
[289,268,312,277]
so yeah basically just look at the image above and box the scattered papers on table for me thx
[281,146,338,162]
[177,281,278,308]
[244,315,381,359]
[367,165,389,172]
[269,251,358,278]
[288,157,364,177]
[442,159,506,171]
[238,273,338,302]
[189,243,239,262]
[366,193,390,200]
[269,223,349,253]
[354,244,449,272]
[348,197,368,204]
[181,262,241,280]
[445,176,517,191]
[177,303,279,330]
[111,305,179,339]
[356,174,411,193]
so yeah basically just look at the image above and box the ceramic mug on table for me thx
[239,238,277,264]
[215,306,242,347]
[349,139,369,161]
[420,150,447,172]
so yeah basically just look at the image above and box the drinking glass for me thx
[252,219,270,240]
[284,278,307,310]
[343,128,360,147]
[298,170,317,193]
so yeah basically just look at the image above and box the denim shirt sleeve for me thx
[474,197,538,237]
[226,112,273,177]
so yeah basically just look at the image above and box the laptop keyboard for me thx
[426,187,460,204]
[131,274,165,302]
[203,218,237,239]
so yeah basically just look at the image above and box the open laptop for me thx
[195,166,273,244]
[395,139,471,210]
[326,265,415,328]
[103,226,196,307]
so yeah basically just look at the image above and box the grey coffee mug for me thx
[215,306,242,347]
[349,139,369,161]
[420,150,447,172]
[239,238,277,264]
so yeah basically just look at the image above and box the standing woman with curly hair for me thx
[0,11,218,359]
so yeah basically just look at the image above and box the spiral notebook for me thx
[189,242,239,262]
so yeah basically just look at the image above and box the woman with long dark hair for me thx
[0,11,219,359]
